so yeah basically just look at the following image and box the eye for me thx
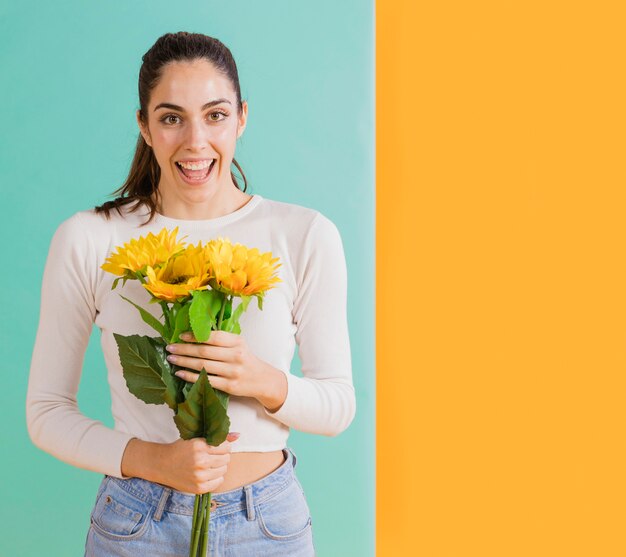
[160,114,181,125]
[208,110,228,122]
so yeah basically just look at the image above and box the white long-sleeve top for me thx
[25,194,355,479]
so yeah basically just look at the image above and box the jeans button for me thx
[210,499,217,511]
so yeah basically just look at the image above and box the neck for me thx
[153,184,251,221]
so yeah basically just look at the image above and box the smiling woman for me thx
[135,58,248,215]
[25,31,355,557]
[92,36,252,225]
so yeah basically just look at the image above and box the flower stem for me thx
[189,493,204,557]
[191,494,200,538]
[199,492,211,556]
[159,300,173,341]
[216,295,229,330]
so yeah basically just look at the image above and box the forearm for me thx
[121,438,167,483]
[252,357,356,435]
[262,373,356,436]
[254,360,288,413]
[26,395,139,479]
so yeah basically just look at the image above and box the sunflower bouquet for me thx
[101,226,281,557]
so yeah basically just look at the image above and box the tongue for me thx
[180,163,210,179]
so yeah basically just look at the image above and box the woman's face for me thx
[137,58,247,206]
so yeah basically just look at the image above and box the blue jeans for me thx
[84,447,315,556]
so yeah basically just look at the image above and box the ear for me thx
[136,110,152,147]
[236,101,248,139]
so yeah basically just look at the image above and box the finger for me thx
[178,331,198,343]
[204,464,228,481]
[174,369,230,392]
[174,369,199,383]
[204,373,230,392]
[180,329,238,347]
[206,441,232,455]
[206,453,231,468]
[168,355,231,376]
[166,342,233,362]
[201,477,225,493]
[205,432,240,454]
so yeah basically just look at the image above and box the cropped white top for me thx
[26,194,355,479]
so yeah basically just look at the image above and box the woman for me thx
[25,31,355,556]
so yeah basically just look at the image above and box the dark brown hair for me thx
[94,32,248,225]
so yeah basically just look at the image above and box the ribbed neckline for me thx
[146,194,263,229]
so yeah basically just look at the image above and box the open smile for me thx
[175,159,216,184]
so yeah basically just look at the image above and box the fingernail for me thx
[174,371,184,378]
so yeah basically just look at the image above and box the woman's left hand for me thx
[165,330,287,412]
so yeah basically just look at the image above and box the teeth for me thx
[177,159,214,170]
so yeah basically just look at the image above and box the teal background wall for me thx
[0,1,374,555]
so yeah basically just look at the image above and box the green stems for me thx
[189,492,212,556]
[216,294,229,330]
[186,292,230,557]
[189,493,203,556]
[158,300,173,343]
[199,492,211,555]
[190,494,200,542]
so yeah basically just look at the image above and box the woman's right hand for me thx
[157,432,240,494]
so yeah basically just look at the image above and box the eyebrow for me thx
[153,99,232,112]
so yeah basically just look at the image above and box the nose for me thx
[184,118,210,152]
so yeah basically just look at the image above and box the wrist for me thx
[255,361,288,413]
[121,438,164,482]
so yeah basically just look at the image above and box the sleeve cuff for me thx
[263,371,298,424]
[110,432,138,480]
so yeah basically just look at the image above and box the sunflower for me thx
[204,237,282,298]
[101,226,187,278]
[142,242,212,302]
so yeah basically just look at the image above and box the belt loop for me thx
[290,447,298,468]
[153,487,172,522]
[243,485,256,521]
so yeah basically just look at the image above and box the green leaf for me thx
[166,302,178,330]
[161,372,183,411]
[146,337,183,411]
[173,368,230,445]
[170,302,191,344]
[183,380,194,398]
[220,316,240,334]
[152,335,167,347]
[214,388,230,411]
[111,275,132,290]
[114,333,171,405]
[158,301,172,340]
[221,295,251,333]
[222,297,232,320]
[119,295,166,337]
[235,294,252,317]
[189,290,222,342]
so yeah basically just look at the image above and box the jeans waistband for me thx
[104,447,297,520]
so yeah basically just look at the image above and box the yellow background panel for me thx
[377,1,626,555]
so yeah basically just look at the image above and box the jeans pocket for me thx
[90,479,151,541]
[256,479,312,541]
